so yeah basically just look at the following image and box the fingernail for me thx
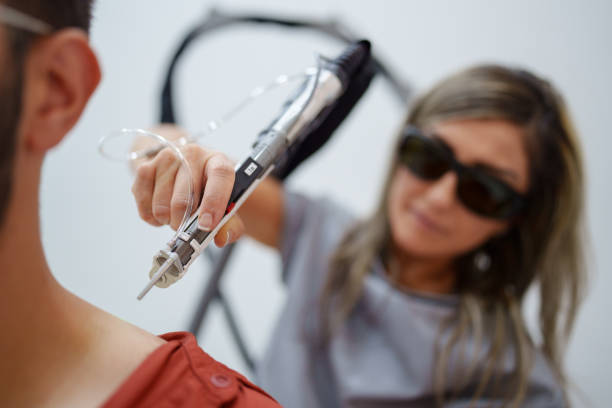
[198,213,213,231]
[225,230,233,245]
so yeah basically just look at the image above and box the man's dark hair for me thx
[5,0,95,33]
[0,0,95,228]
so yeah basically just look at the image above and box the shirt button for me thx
[210,373,232,388]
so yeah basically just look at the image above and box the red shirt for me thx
[102,332,281,407]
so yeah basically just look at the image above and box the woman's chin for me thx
[392,231,453,259]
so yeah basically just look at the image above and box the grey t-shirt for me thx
[256,191,564,408]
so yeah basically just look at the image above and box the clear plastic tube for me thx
[98,128,195,240]
[189,68,318,141]
[98,67,316,241]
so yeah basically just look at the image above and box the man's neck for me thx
[0,154,165,406]
[0,154,62,349]
[0,158,89,404]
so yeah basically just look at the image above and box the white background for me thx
[40,0,610,406]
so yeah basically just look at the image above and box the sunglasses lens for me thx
[458,172,517,219]
[399,128,523,220]
[400,136,449,180]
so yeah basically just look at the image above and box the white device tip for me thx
[136,257,174,300]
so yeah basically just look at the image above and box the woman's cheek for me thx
[387,171,446,256]
[451,211,509,253]
[386,182,504,258]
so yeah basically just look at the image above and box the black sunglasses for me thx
[398,126,526,220]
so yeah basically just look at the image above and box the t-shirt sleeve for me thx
[279,190,355,285]
[102,332,281,408]
[279,191,310,281]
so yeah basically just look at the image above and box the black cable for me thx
[160,8,411,124]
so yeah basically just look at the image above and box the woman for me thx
[133,65,586,407]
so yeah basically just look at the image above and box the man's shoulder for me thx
[102,331,281,408]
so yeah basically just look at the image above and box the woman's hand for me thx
[131,124,245,248]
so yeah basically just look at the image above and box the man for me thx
[0,1,276,406]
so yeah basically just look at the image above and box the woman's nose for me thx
[425,171,458,210]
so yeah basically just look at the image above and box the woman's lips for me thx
[410,207,446,234]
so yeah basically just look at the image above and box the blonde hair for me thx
[320,65,587,406]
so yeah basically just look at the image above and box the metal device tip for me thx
[136,257,174,300]
[137,280,156,301]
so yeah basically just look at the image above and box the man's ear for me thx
[19,28,101,152]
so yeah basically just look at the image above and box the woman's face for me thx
[387,118,530,260]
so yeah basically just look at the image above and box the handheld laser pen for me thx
[137,62,346,300]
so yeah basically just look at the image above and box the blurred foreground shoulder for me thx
[102,332,281,408]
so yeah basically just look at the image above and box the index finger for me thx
[197,153,236,231]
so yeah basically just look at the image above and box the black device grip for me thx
[169,157,265,266]
[224,158,265,214]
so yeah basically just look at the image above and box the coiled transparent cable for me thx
[98,128,196,239]
[98,66,318,243]
[190,66,320,141]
